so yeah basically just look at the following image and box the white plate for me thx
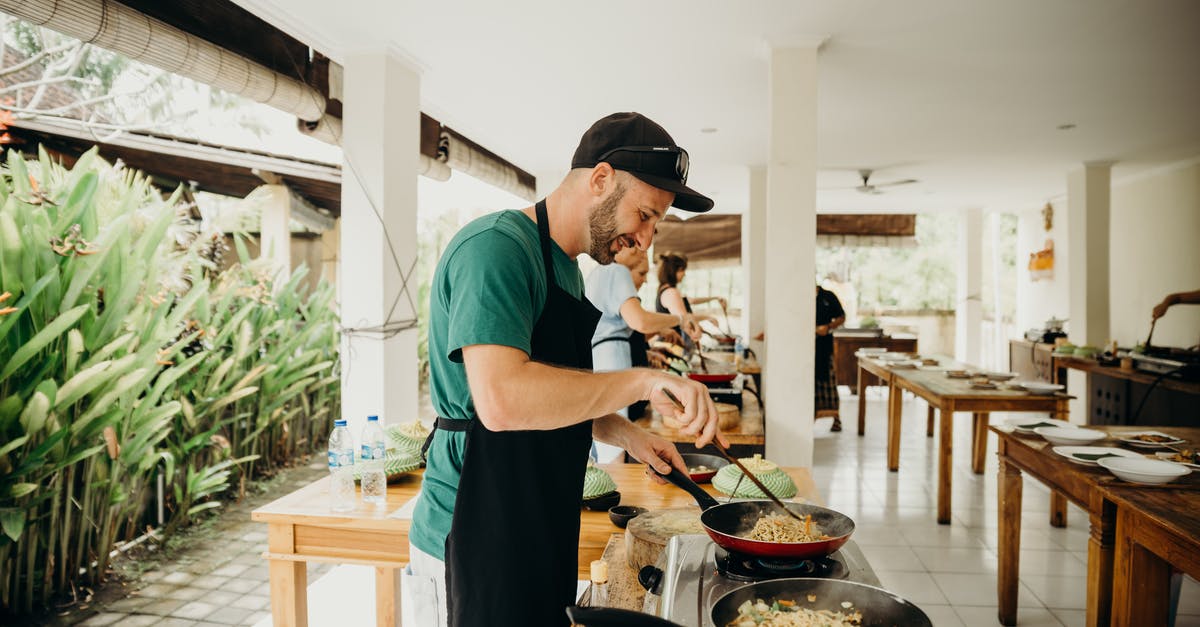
[1098,457,1191,484]
[1006,417,1073,434]
[858,347,887,354]
[1117,431,1187,449]
[985,371,1019,381]
[1014,380,1066,394]
[879,353,910,361]
[1033,426,1107,446]
[1155,451,1200,470]
[1052,446,1145,466]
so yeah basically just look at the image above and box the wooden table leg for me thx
[887,383,902,471]
[971,413,988,474]
[926,404,935,437]
[1086,499,1117,627]
[997,453,1023,626]
[267,523,307,627]
[1050,491,1068,528]
[937,406,952,524]
[376,566,401,627]
[857,366,868,436]
[1112,507,1171,627]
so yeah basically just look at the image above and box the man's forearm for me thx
[593,412,638,448]
[469,358,657,431]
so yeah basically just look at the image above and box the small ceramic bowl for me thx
[608,505,648,528]
[582,490,621,511]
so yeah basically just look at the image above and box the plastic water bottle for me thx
[359,415,387,504]
[327,419,356,512]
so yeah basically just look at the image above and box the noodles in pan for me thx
[745,513,831,543]
[728,598,862,627]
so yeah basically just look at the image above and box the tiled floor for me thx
[816,388,1200,627]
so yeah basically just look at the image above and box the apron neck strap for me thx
[534,199,558,291]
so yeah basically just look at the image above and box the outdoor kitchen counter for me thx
[252,462,816,626]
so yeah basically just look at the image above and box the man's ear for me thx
[588,162,616,198]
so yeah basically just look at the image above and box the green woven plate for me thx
[353,451,422,483]
[712,464,798,499]
[582,465,618,500]
[386,421,430,457]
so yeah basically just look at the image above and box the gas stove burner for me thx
[716,548,848,582]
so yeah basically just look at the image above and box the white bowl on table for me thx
[1097,457,1191,485]
[1033,426,1107,446]
[985,371,1020,382]
[1006,417,1073,434]
[1052,446,1144,466]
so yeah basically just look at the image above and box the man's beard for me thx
[587,182,627,264]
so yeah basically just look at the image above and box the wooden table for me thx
[990,424,1200,626]
[633,389,765,457]
[856,354,937,439]
[1108,488,1200,627]
[252,463,815,626]
[890,359,1069,524]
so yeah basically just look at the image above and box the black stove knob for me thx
[637,565,663,594]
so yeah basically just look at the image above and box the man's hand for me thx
[1152,294,1178,320]
[655,328,684,346]
[646,350,672,370]
[816,324,831,336]
[643,371,729,449]
[621,429,686,485]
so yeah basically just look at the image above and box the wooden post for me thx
[1050,491,1068,528]
[1086,496,1116,627]
[857,364,868,436]
[926,404,935,437]
[886,383,902,471]
[1111,507,1171,627]
[937,404,953,524]
[971,413,988,474]
[267,522,307,627]
[997,449,1023,626]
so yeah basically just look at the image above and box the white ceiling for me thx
[235,0,1200,216]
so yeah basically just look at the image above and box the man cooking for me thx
[408,112,728,627]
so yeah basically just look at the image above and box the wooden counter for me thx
[1107,487,1200,627]
[835,333,917,391]
[1057,355,1200,426]
[1009,338,1065,384]
[252,462,816,626]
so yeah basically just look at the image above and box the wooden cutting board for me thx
[624,506,705,571]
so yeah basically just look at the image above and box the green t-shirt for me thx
[410,209,584,561]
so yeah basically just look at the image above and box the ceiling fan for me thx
[851,169,918,195]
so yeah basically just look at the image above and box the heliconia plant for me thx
[0,147,339,614]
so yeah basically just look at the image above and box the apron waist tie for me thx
[590,335,631,350]
[420,417,470,462]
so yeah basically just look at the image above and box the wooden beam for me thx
[817,214,916,237]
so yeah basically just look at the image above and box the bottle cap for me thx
[334,419,347,427]
[367,415,379,422]
[589,559,608,584]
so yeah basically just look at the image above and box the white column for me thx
[259,184,292,286]
[1066,163,1112,346]
[955,207,983,365]
[1065,163,1112,424]
[742,167,767,359]
[339,52,421,438]
[763,45,819,468]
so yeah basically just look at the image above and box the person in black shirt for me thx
[815,284,847,430]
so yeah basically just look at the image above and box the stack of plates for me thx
[1013,380,1066,394]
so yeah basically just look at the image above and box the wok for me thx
[567,579,931,626]
[660,467,855,560]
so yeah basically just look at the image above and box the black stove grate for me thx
[715,548,848,582]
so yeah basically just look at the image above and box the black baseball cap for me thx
[570,112,714,213]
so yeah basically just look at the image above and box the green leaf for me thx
[9,483,38,498]
[1,304,88,380]
[0,510,24,542]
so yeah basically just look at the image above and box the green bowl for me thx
[582,465,617,500]
[712,465,798,499]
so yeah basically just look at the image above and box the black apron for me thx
[442,199,601,627]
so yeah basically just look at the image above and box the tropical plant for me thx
[0,147,339,614]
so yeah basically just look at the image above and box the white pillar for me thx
[259,184,292,286]
[763,45,819,468]
[1065,163,1112,424]
[1067,163,1112,347]
[742,167,767,359]
[955,207,983,365]
[339,52,421,437]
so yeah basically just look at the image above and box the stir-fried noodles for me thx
[728,598,862,627]
[746,513,830,543]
